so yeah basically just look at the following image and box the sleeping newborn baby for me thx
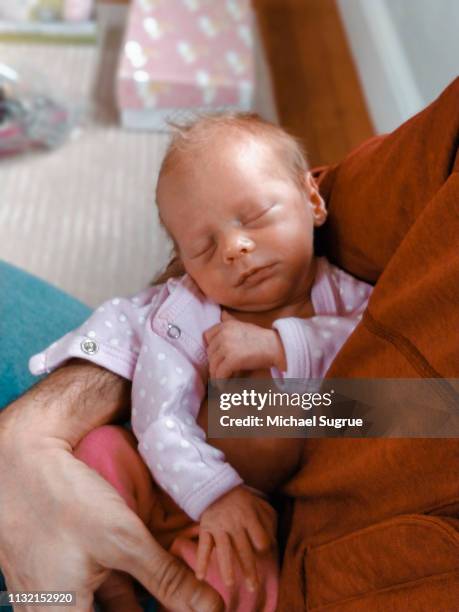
[29,113,373,611]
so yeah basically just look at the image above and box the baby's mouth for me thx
[235,263,277,287]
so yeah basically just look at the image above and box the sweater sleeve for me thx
[131,339,243,521]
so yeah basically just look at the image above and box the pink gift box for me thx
[116,0,256,131]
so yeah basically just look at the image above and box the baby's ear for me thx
[305,171,327,226]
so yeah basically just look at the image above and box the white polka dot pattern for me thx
[130,329,243,520]
[29,259,371,521]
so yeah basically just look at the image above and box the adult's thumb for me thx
[114,526,224,612]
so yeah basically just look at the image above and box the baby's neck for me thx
[223,258,317,329]
[228,300,315,329]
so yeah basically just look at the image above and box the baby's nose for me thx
[222,232,255,263]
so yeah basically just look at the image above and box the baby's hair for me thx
[153,112,309,285]
[158,111,309,185]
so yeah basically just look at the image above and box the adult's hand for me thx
[0,361,223,612]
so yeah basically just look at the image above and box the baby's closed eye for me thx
[242,204,275,226]
[190,240,216,259]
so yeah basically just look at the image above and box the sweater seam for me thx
[361,310,459,408]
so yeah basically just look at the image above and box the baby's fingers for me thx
[208,349,225,380]
[215,356,236,380]
[246,514,272,553]
[203,323,222,346]
[214,531,235,588]
[196,531,214,581]
[256,505,277,546]
[233,530,258,592]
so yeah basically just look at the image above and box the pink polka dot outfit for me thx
[29,256,372,611]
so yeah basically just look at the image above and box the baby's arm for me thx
[193,385,302,591]
[131,344,243,522]
[199,310,299,586]
[197,393,303,495]
[204,278,372,383]
[202,313,305,492]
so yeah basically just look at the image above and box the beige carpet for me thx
[0,4,277,306]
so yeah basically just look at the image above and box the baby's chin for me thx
[217,289,289,313]
[222,301,281,313]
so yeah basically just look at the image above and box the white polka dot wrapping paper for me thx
[116,0,257,131]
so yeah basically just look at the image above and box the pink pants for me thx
[74,425,278,612]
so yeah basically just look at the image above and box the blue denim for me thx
[0,261,156,611]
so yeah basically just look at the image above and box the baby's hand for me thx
[196,485,277,592]
[204,311,286,379]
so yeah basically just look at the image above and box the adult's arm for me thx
[0,359,223,612]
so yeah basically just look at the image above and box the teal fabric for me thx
[0,261,156,611]
[0,261,91,409]
[0,261,91,611]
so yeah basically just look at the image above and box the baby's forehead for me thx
[161,130,290,185]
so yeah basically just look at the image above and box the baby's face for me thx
[157,136,326,312]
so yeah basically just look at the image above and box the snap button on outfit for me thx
[167,324,181,339]
[81,339,99,355]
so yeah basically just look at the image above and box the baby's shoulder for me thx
[318,257,373,314]
[320,257,371,289]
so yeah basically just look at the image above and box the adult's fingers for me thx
[95,570,142,612]
[109,520,224,612]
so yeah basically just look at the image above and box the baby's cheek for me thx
[192,269,227,302]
